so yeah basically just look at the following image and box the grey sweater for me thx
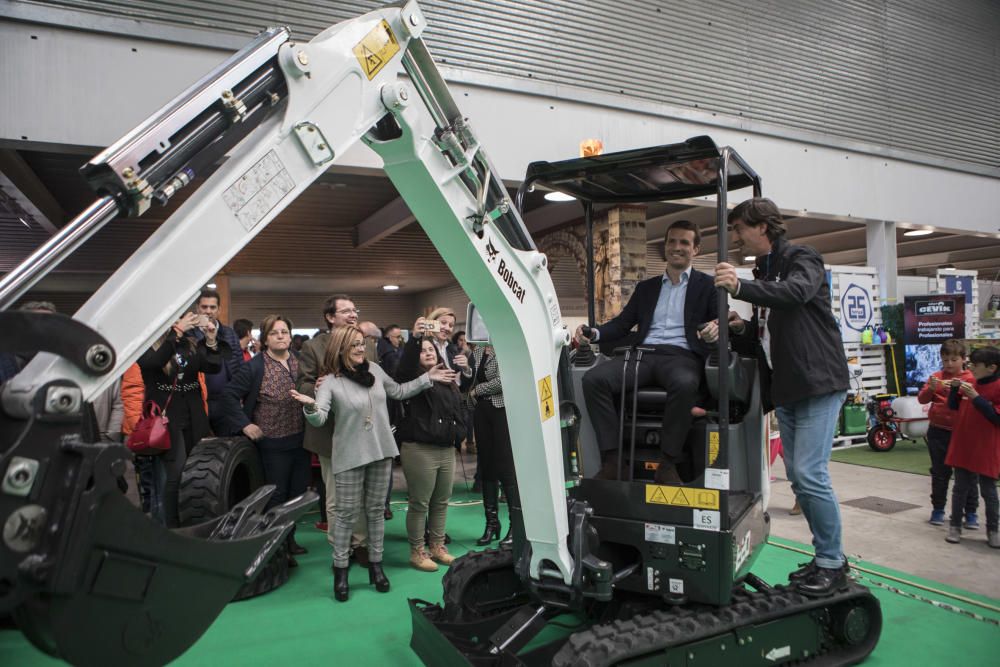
[305,363,431,474]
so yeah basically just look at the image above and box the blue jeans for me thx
[776,390,846,569]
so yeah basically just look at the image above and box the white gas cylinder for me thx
[891,396,930,439]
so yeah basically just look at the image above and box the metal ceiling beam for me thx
[0,149,64,234]
[352,196,415,249]
[896,245,1000,270]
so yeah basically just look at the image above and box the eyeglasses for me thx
[349,341,367,350]
[336,308,360,315]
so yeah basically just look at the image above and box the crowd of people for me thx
[0,290,519,602]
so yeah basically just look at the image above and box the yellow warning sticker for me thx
[538,375,555,421]
[708,431,720,465]
[353,19,399,80]
[645,484,720,510]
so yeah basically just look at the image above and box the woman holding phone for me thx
[137,312,225,527]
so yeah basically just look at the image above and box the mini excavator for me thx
[0,3,880,665]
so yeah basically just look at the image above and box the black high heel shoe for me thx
[476,520,500,546]
[333,566,350,602]
[368,562,390,593]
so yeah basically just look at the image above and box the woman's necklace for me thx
[362,386,374,431]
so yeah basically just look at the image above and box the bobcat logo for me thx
[485,239,499,264]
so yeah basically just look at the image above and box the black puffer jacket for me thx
[733,236,848,411]
[394,336,464,446]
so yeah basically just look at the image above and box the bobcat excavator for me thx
[0,2,881,665]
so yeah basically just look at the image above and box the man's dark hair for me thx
[322,293,353,322]
[969,346,1000,370]
[233,318,253,339]
[940,339,967,359]
[198,289,221,304]
[665,219,701,248]
[728,198,786,242]
[451,330,466,345]
[382,324,401,337]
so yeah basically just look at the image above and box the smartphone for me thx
[422,320,441,333]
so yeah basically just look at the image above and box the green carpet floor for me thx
[831,438,933,476]
[2,490,997,665]
[831,439,1000,486]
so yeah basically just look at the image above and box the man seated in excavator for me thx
[574,219,719,484]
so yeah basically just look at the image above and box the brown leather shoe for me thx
[653,458,683,485]
[594,453,623,480]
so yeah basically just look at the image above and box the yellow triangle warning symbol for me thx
[669,487,692,507]
[362,46,383,76]
[648,487,669,504]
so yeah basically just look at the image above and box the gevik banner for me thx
[902,295,966,394]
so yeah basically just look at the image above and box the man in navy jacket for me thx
[576,220,718,483]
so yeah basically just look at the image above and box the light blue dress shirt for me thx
[642,268,691,349]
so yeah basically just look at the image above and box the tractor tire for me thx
[178,436,265,527]
[866,425,897,452]
[233,541,291,602]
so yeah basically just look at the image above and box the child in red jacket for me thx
[944,346,1000,548]
[917,339,978,527]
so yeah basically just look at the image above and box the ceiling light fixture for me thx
[382,284,400,291]
[743,255,756,262]
[939,264,956,271]
[903,229,933,237]
[206,283,217,288]
[544,191,576,202]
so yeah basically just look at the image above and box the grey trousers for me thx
[319,453,367,549]
[400,442,454,549]
[331,458,392,568]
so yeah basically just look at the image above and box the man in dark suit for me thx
[576,220,718,484]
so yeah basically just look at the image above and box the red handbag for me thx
[127,382,175,456]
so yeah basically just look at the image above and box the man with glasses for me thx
[296,294,370,563]
[708,197,850,597]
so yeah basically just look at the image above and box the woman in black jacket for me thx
[137,312,224,527]
[395,318,465,572]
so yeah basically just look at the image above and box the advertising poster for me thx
[838,274,876,343]
[903,295,966,394]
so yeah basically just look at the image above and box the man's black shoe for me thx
[788,559,817,582]
[797,564,848,597]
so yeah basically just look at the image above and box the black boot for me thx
[333,566,350,602]
[476,480,501,546]
[797,563,849,597]
[499,481,522,550]
[368,562,391,593]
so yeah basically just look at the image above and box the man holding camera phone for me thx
[189,289,242,436]
[421,307,474,389]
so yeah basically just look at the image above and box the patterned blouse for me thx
[253,353,304,438]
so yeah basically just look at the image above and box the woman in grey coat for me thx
[291,324,455,602]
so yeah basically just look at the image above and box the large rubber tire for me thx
[232,542,291,602]
[178,436,265,527]
[866,425,897,452]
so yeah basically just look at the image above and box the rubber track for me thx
[552,581,880,667]
[178,439,231,526]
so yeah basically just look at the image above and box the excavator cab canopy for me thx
[518,135,759,206]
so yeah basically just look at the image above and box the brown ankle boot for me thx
[410,547,438,572]
[429,543,455,565]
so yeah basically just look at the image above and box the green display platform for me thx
[1,490,997,665]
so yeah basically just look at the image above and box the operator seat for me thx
[620,350,756,484]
